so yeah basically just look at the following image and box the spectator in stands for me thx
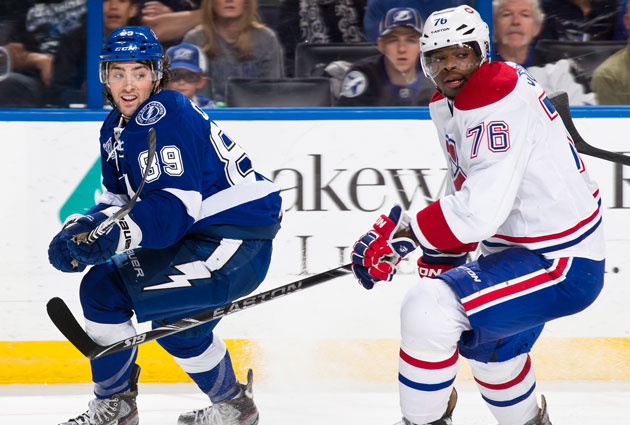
[493,0,596,105]
[0,0,28,45]
[0,0,28,85]
[48,0,140,107]
[614,0,630,40]
[590,0,630,104]
[0,0,86,108]
[143,8,203,43]
[493,0,545,66]
[336,7,434,107]
[539,0,618,41]
[138,0,200,47]
[139,0,200,18]
[183,0,283,103]
[363,0,473,42]
[166,42,216,107]
[277,0,365,77]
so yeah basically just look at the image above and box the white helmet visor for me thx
[421,43,482,80]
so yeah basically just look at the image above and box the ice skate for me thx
[394,387,457,425]
[59,364,140,425]
[524,395,552,425]
[178,369,259,425]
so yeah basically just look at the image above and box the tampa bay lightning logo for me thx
[340,71,367,98]
[393,10,413,23]
[135,101,166,126]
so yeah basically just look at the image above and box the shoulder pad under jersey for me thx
[454,62,518,111]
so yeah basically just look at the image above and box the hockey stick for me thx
[47,263,353,359]
[72,127,157,246]
[548,91,630,166]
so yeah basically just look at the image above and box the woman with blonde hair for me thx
[183,0,283,103]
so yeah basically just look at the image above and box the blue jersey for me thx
[94,90,281,249]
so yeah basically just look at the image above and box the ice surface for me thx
[1,381,628,424]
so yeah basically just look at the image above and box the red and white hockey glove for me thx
[417,246,468,278]
[351,205,418,289]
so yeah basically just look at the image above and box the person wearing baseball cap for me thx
[380,6,423,36]
[337,7,434,106]
[166,42,216,108]
[362,0,469,42]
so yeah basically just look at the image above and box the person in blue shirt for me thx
[48,25,281,425]
[614,0,630,40]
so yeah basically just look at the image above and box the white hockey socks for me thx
[469,354,539,425]
[398,278,470,423]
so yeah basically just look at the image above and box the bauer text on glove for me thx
[66,207,142,265]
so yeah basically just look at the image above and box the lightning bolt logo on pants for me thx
[144,262,211,291]
[141,238,242,292]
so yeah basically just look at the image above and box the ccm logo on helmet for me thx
[464,7,475,13]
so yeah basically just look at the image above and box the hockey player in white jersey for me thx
[351,6,605,425]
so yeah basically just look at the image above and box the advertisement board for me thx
[1,117,628,383]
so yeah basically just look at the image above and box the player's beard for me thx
[436,72,470,100]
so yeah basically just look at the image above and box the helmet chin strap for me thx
[150,80,161,97]
[148,60,162,97]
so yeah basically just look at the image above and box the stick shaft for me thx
[549,91,630,166]
[84,127,157,244]
[47,263,353,359]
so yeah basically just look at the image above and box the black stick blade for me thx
[46,297,100,358]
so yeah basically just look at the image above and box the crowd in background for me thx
[0,0,629,108]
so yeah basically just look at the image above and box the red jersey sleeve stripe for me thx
[416,200,465,250]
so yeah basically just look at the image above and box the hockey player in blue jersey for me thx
[47,26,281,425]
[351,6,605,425]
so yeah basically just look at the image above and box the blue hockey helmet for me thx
[99,26,164,83]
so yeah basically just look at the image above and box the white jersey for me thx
[410,61,605,261]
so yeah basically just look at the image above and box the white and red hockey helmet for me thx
[420,5,490,80]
